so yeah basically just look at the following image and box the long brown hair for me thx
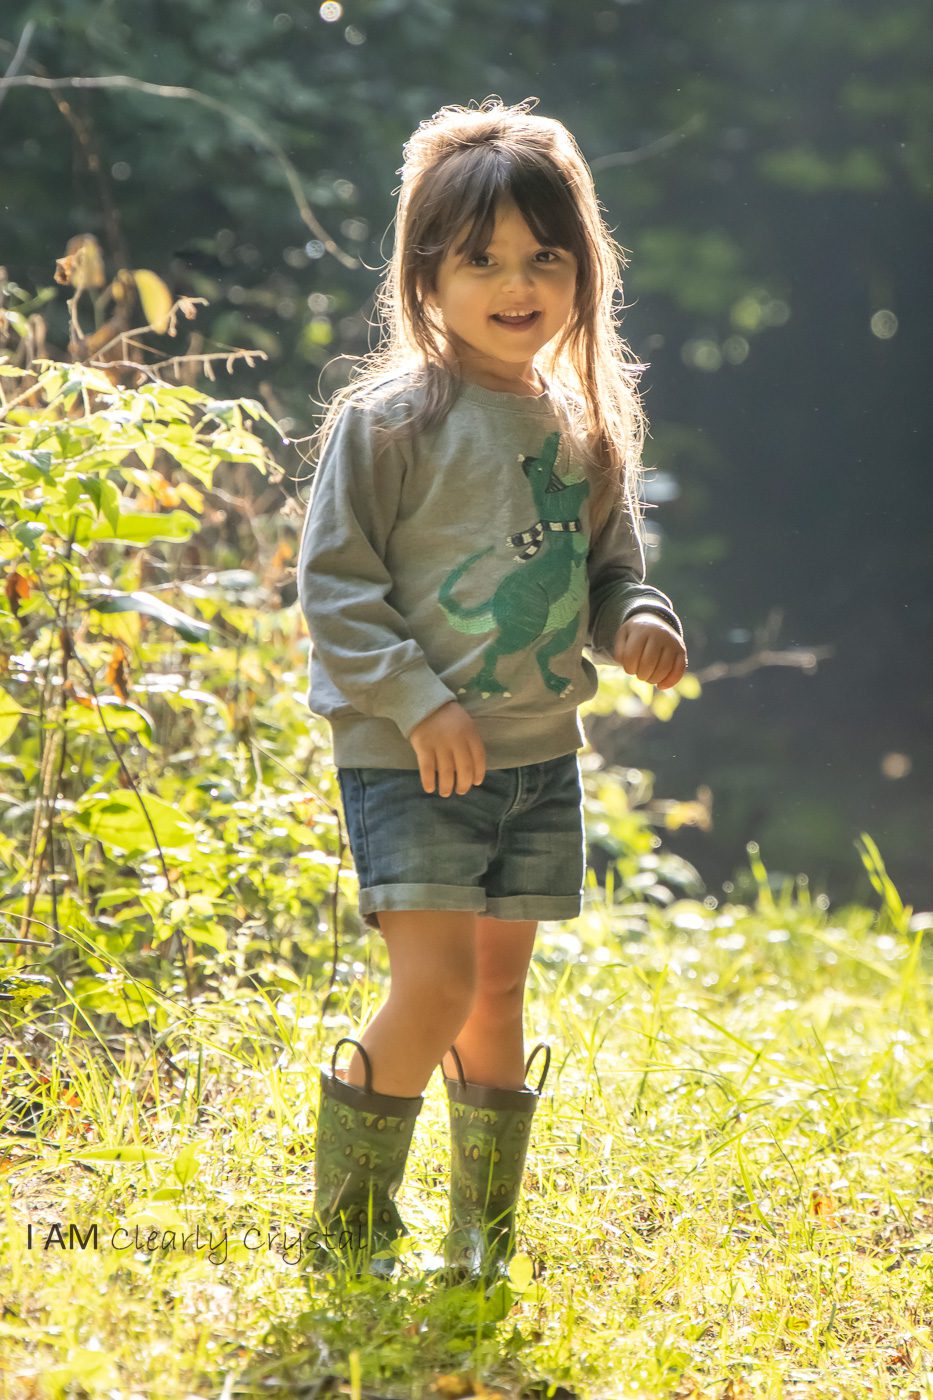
[307,95,650,539]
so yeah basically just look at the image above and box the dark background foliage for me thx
[3,0,930,905]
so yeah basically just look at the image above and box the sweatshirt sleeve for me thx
[586,487,685,666]
[297,398,457,738]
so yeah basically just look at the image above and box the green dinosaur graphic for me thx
[438,431,590,699]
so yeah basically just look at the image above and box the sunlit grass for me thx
[2,867,932,1400]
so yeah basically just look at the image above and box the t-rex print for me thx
[438,430,590,699]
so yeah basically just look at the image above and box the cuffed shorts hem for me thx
[359,882,486,925]
[484,893,581,922]
[357,883,581,931]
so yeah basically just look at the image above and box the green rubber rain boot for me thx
[439,1042,550,1287]
[308,1037,424,1280]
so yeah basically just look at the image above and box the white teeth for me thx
[497,311,537,320]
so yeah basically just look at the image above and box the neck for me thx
[450,363,546,398]
[437,340,545,397]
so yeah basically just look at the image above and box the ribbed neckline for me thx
[455,377,558,416]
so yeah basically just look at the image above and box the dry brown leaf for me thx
[106,642,131,701]
[431,1377,476,1399]
[673,1373,713,1399]
[54,234,106,291]
[5,570,31,615]
[810,1189,839,1225]
[720,1377,755,1400]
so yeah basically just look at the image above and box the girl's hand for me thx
[409,700,487,797]
[612,614,687,689]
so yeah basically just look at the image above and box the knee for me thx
[391,969,475,1029]
[471,976,525,1021]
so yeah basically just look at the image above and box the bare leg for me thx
[440,917,538,1090]
[337,909,477,1098]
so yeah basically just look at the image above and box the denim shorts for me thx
[336,752,585,931]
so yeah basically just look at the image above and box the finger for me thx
[453,741,478,795]
[666,650,688,687]
[418,751,437,794]
[644,641,675,685]
[655,655,684,689]
[627,638,664,680]
[658,640,688,686]
[621,633,649,676]
[644,639,680,685]
[469,735,486,787]
[435,748,457,799]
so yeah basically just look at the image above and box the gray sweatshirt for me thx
[297,373,684,770]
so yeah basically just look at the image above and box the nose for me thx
[500,267,536,293]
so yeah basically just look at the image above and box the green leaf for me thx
[132,268,174,334]
[507,1252,535,1292]
[173,1143,201,1186]
[8,449,53,478]
[11,520,45,549]
[239,397,288,437]
[184,921,227,953]
[82,510,199,544]
[78,474,122,531]
[63,695,155,743]
[72,1146,163,1163]
[86,589,212,643]
[67,791,198,855]
[94,887,144,912]
[0,973,55,1004]
[63,477,84,509]
[0,690,25,747]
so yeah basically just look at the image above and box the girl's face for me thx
[426,198,578,392]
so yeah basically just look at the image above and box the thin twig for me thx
[0,345,265,422]
[86,348,267,382]
[590,114,704,172]
[0,72,359,270]
[0,20,35,113]
[692,644,834,684]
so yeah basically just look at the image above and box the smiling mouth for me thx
[490,311,541,328]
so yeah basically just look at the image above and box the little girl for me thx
[298,96,687,1284]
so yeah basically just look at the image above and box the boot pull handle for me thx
[445,1042,467,1088]
[525,1041,551,1095]
[330,1036,373,1095]
[445,1041,551,1094]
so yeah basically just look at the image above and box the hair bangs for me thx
[447,151,581,263]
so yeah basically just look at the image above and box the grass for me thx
[1,867,932,1400]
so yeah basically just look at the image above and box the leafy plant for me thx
[0,347,349,1031]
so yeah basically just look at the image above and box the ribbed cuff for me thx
[591,587,684,653]
[373,663,458,739]
[619,601,685,639]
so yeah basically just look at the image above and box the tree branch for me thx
[0,71,359,270]
[590,114,705,171]
[0,20,35,113]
